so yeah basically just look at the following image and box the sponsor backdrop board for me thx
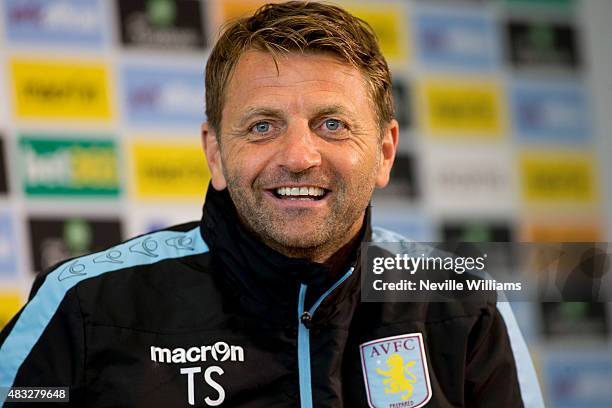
[0,1,610,406]
[10,59,113,121]
[413,9,499,70]
[3,0,107,47]
[19,135,121,197]
[130,140,210,199]
[28,217,123,274]
[511,81,592,144]
[120,65,205,128]
[419,78,505,138]
[116,0,207,50]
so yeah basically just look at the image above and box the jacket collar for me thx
[199,186,371,319]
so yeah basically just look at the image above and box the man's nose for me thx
[278,122,322,173]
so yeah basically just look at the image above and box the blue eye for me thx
[252,122,271,133]
[324,119,342,131]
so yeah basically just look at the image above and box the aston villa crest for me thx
[360,333,432,408]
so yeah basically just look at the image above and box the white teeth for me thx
[275,186,326,197]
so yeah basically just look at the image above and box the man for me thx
[0,2,543,407]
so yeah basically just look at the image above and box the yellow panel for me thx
[421,79,505,137]
[72,146,119,189]
[347,4,408,63]
[221,0,272,23]
[520,152,598,204]
[11,59,112,120]
[131,141,210,199]
[522,223,604,242]
[0,292,23,330]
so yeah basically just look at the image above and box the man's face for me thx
[203,50,397,262]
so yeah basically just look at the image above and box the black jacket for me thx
[0,187,542,407]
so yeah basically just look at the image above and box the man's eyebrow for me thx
[312,105,354,118]
[238,107,285,126]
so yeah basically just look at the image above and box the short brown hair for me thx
[205,1,394,136]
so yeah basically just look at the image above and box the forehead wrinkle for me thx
[237,86,358,113]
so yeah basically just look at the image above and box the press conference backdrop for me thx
[0,0,610,406]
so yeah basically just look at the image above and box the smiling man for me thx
[0,2,543,407]
[202,49,395,263]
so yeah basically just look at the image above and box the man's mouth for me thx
[272,186,328,201]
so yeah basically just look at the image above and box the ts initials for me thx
[180,366,225,406]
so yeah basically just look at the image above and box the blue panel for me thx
[121,65,205,128]
[0,213,17,276]
[3,0,105,46]
[511,81,592,144]
[414,10,499,70]
[544,350,612,408]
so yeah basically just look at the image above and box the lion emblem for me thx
[376,353,417,400]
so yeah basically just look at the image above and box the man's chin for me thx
[270,230,327,249]
[261,228,331,256]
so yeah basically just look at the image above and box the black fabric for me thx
[0,186,525,407]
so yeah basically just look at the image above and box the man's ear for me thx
[201,122,227,190]
[375,119,399,188]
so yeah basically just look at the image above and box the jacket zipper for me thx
[297,267,354,408]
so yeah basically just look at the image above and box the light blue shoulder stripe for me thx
[497,301,545,408]
[0,226,209,389]
[371,226,435,255]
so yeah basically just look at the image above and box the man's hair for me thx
[205,1,394,136]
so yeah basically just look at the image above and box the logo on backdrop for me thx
[505,0,574,8]
[519,152,597,205]
[442,221,513,243]
[424,147,514,212]
[4,0,105,46]
[117,0,207,49]
[506,21,580,69]
[360,333,432,408]
[511,81,591,144]
[121,65,204,128]
[522,222,603,242]
[28,217,122,273]
[11,59,112,120]
[20,135,120,196]
[421,79,504,137]
[131,140,210,199]
[414,10,498,70]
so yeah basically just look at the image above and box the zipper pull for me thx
[300,311,313,329]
